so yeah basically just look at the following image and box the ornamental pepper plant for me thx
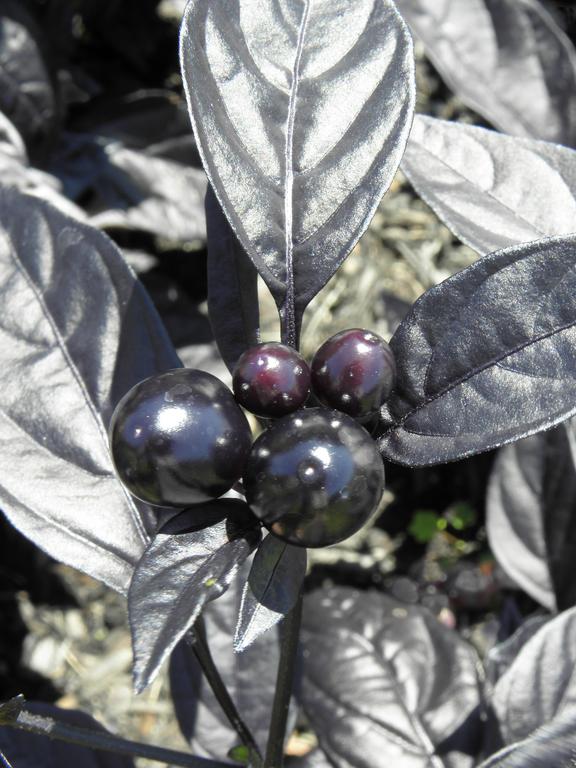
[0,1,575,767]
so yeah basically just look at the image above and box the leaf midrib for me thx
[282,0,311,345]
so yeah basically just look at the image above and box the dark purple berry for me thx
[311,328,396,419]
[244,408,385,548]
[232,342,310,418]
[109,369,252,508]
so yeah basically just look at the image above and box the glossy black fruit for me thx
[311,328,396,419]
[109,369,252,508]
[233,342,310,418]
[244,408,385,548]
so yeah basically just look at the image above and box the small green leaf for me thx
[408,511,440,543]
[446,503,477,531]
[228,745,251,765]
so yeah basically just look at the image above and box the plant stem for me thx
[6,702,229,768]
[191,618,264,767]
[264,590,303,768]
[0,751,14,768]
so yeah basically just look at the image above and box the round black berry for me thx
[244,408,385,548]
[109,369,252,508]
[232,342,310,418]
[311,328,396,419]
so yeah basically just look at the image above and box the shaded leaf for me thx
[402,116,576,256]
[70,91,198,156]
[485,615,550,687]
[0,114,85,220]
[89,145,207,242]
[487,419,576,610]
[234,534,306,652]
[53,135,207,243]
[396,0,576,146]
[300,587,482,768]
[377,234,576,466]
[129,500,261,692]
[0,702,134,768]
[0,188,180,595]
[0,1,59,160]
[180,0,415,343]
[170,563,299,758]
[486,437,555,611]
[206,185,260,373]
[478,709,576,767]
[489,608,576,747]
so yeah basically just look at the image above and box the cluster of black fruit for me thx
[109,330,396,548]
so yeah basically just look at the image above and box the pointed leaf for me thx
[129,500,261,692]
[396,0,576,146]
[487,419,576,611]
[234,534,306,652]
[170,563,299,758]
[478,710,576,768]
[206,185,260,373]
[88,145,207,242]
[300,587,482,768]
[377,234,576,466]
[0,188,180,595]
[53,136,207,243]
[402,116,576,256]
[180,0,415,342]
[489,608,576,747]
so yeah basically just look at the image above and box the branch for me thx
[264,591,303,768]
[0,696,230,768]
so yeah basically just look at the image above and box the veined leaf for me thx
[377,234,576,466]
[300,587,482,768]
[396,0,576,146]
[0,188,180,595]
[180,0,415,344]
[488,608,576,748]
[478,711,576,768]
[402,116,576,256]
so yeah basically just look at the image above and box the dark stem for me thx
[279,302,300,350]
[190,618,264,767]
[6,702,229,768]
[264,590,303,768]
